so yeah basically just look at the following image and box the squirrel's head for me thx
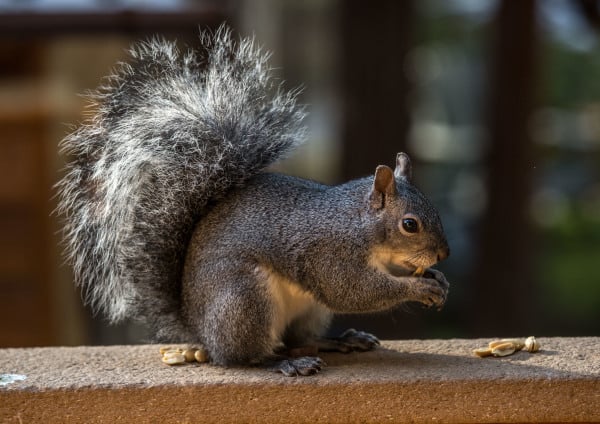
[367,153,450,276]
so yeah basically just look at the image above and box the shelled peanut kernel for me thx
[160,346,209,365]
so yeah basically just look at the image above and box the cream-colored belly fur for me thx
[256,265,325,344]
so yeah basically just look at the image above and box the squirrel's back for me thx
[184,172,371,259]
[56,27,306,340]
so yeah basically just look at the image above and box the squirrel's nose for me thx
[437,244,450,262]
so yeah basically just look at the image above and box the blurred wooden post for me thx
[334,1,423,338]
[471,0,538,335]
[339,1,413,180]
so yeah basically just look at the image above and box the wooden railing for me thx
[1,338,599,423]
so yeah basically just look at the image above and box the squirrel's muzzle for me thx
[437,244,450,262]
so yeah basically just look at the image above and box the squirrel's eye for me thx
[401,218,419,234]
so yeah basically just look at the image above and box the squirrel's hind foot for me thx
[267,356,325,377]
[317,328,380,353]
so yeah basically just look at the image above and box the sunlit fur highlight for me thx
[56,27,306,337]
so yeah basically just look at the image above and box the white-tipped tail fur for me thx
[56,26,306,338]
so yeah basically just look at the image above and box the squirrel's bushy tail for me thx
[56,27,305,340]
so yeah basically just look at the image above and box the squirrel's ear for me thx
[370,165,397,209]
[394,152,412,182]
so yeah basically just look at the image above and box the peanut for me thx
[524,336,540,353]
[474,336,540,358]
[194,347,209,363]
[490,342,516,357]
[161,351,186,365]
[159,345,209,365]
[413,267,424,277]
[183,348,197,362]
[159,346,174,355]
[489,339,525,350]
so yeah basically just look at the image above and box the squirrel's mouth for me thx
[383,262,425,277]
[369,246,436,277]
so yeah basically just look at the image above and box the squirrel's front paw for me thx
[412,269,449,309]
[424,268,450,291]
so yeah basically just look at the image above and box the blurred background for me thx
[0,0,598,347]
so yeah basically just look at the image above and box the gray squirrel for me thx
[57,27,450,376]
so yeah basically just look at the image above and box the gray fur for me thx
[57,26,450,371]
[56,27,305,339]
[182,172,450,366]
